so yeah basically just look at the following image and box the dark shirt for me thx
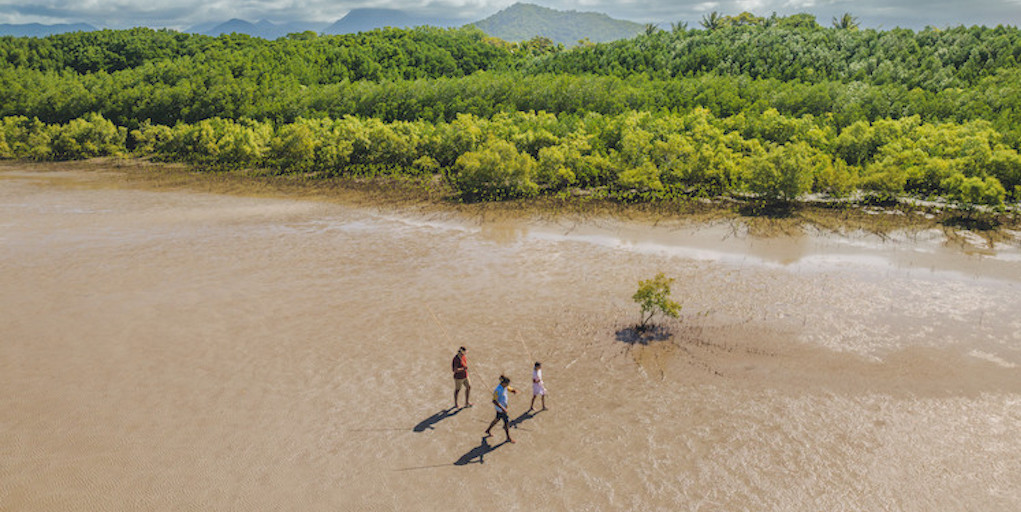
[452,354,468,379]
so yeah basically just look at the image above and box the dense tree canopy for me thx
[530,18,1021,90]
[2,16,1020,207]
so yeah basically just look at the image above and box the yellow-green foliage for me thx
[5,105,1021,206]
[632,273,681,328]
[536,141,581,189]
[989,150,1021,199]
[153,117,272,167]
[858,119,1019,199]
[412,155,439,174]
[748,141,820,201]
[268,118,354,172]
[131,121,173,155]
[941,174,1007,208]
[269,121,318,171]
[0,116,51,160]
[424,114,485,167]
[0,122,9,158]
[1,114,124,160]
[452,138,538,200]
[50,113,126,160]
[618,161,663,191]
[813,159,858,197]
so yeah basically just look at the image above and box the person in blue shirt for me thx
[484,375,518,443]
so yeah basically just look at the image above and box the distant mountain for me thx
[191,19,328,39]
[183,21,223,35]
[0,23,97,37]
[182,3,642,41]
[322,8,467,35]
[471,3,643,44]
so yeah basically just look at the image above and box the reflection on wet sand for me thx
[1,167,1019,511]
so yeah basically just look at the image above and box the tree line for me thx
[531,18,1021,91]
[4,68,1021,141]
[3,109,1015,206]
[0,26,520,78]
[1,16,1021,207]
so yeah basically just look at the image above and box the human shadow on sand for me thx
[413,406,462,432]
[454,436,509,465]
[509,409,543,429]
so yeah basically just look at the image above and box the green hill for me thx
[471,3,643,44]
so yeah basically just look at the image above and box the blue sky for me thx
[1,0,1019,30]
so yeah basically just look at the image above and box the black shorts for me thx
[494,410,509,426]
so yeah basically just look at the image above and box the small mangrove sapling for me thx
[632,273,681,330]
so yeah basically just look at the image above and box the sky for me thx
[1,0,1019,31]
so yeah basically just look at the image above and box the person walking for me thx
[452,346,472,408]
[485,375,518,443]
[529,361,547,411]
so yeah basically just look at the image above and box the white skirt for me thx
[532,382,546,395]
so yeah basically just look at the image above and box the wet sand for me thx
[2,165,1019,510]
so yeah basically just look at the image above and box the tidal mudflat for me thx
[2,165,1018,510]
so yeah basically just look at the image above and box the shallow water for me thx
[1,167,1019,511]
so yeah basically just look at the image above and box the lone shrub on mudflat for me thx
[632,273,681,330]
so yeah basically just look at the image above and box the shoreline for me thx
[4,157,1021,239]
[4,158,1020,284]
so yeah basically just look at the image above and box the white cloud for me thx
[694,2,720,10]
[735,0,767,11]
[783,0,818,8]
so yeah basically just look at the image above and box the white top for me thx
[532,368,545,395]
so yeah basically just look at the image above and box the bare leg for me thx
[454,387,460,408]
[485,416,499,436]
[542,394,547,410]
[529,395,536,411]
[465,381,472,406]
[504,420,514,443]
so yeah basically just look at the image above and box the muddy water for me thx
[2,167,1019,511]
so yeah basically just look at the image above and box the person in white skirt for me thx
[529,361,548,411]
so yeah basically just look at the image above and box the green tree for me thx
[700,12,725,31]
[269,121,317,171]
[670,22,689,34]
[813,158,858,197]
[941,173,1007,208]
[450,138,539,200]
[776,13,820,30]
[988,149,1021,199]
[748,142,816,202]
[536,141,583,190]
[724,12,765,27]
[618,161,664,192]
[832,13,860,30]
[0,116,52,159]
[49,112,126,159]
[632,273,681,330]
[286,31,318,41]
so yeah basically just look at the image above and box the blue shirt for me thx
[493,384,509,412]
